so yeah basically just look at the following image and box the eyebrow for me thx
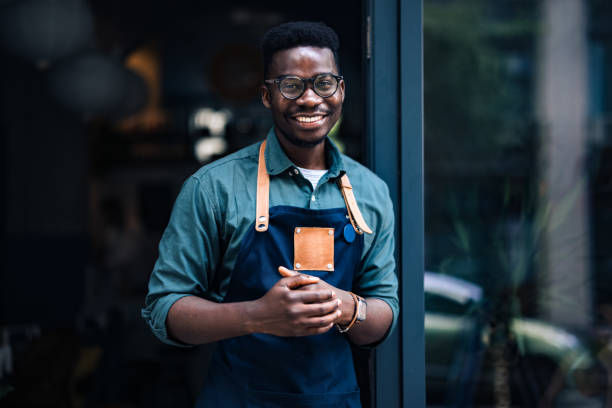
[272,71,339,78]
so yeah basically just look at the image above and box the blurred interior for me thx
[0,0,363,406]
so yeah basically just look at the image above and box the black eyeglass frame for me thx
[264,73,344,100]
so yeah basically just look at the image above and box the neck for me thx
[275,128,327,170]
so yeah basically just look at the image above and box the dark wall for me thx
[0,52,88,327]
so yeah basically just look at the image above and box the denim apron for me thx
[196,141,372,407]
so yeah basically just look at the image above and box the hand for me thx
[277,267,394,346]
[248,272,342,337]
[278,266,356,327]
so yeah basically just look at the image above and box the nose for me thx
[295,85,323,107]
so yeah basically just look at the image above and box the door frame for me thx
[363,0,425,406]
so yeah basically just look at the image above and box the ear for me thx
[339,79,345,103]
[261,84,271,109]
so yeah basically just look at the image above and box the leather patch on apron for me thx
[293,227,334,271]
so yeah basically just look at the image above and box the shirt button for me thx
[311,195,316,202]
[293,169,299,175]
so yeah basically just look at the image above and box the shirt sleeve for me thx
[353,182,399,347]
[141,175,222,347]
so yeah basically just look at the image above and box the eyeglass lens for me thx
[279,74,338,99]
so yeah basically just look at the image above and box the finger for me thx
[278,267,318,285]
[292,323,335,337]
[278,266,297,277]
[303,309,342,328]
[302,298,341,317]
[290,290,337,304]
[283,274,319,289]
[286,296,339,318]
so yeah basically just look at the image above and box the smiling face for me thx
[262,46,344,147]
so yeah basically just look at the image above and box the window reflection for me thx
[425,0,612,406]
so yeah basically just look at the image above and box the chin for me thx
[280,129,328,148]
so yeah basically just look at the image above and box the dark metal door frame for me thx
[364,0,424,406]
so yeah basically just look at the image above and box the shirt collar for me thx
[264,127,346,178]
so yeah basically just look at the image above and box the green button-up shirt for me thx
[142,128,399,346]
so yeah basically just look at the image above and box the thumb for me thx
[278,266,298,277]
[283,273,319,289]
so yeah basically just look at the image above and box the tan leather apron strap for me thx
[337,174,373,235]
[255,140,270,232]
[255,139,372,235]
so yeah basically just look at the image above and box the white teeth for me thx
[295,116,323,123]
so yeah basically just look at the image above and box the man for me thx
[142,21,398,407]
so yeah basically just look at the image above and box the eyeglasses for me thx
[264,73,343,100]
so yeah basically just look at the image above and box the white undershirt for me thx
[297,166,328,190]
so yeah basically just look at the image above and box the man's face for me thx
[262,46,345,147]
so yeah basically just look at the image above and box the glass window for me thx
[425,0,612,405]
[425,293,473,316]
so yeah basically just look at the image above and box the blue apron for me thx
[196,141,371,407]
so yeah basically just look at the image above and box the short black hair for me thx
[261,21,340,78]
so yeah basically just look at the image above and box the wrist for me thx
[336,291,361,333]
[242,300,261,335]
[338,290,357,326]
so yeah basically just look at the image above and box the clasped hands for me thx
[248,266,354,337]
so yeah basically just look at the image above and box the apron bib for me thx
[196,141,372,408]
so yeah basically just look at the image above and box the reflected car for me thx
[424,272,603,407]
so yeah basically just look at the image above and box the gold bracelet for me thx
[336,292,359,333]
